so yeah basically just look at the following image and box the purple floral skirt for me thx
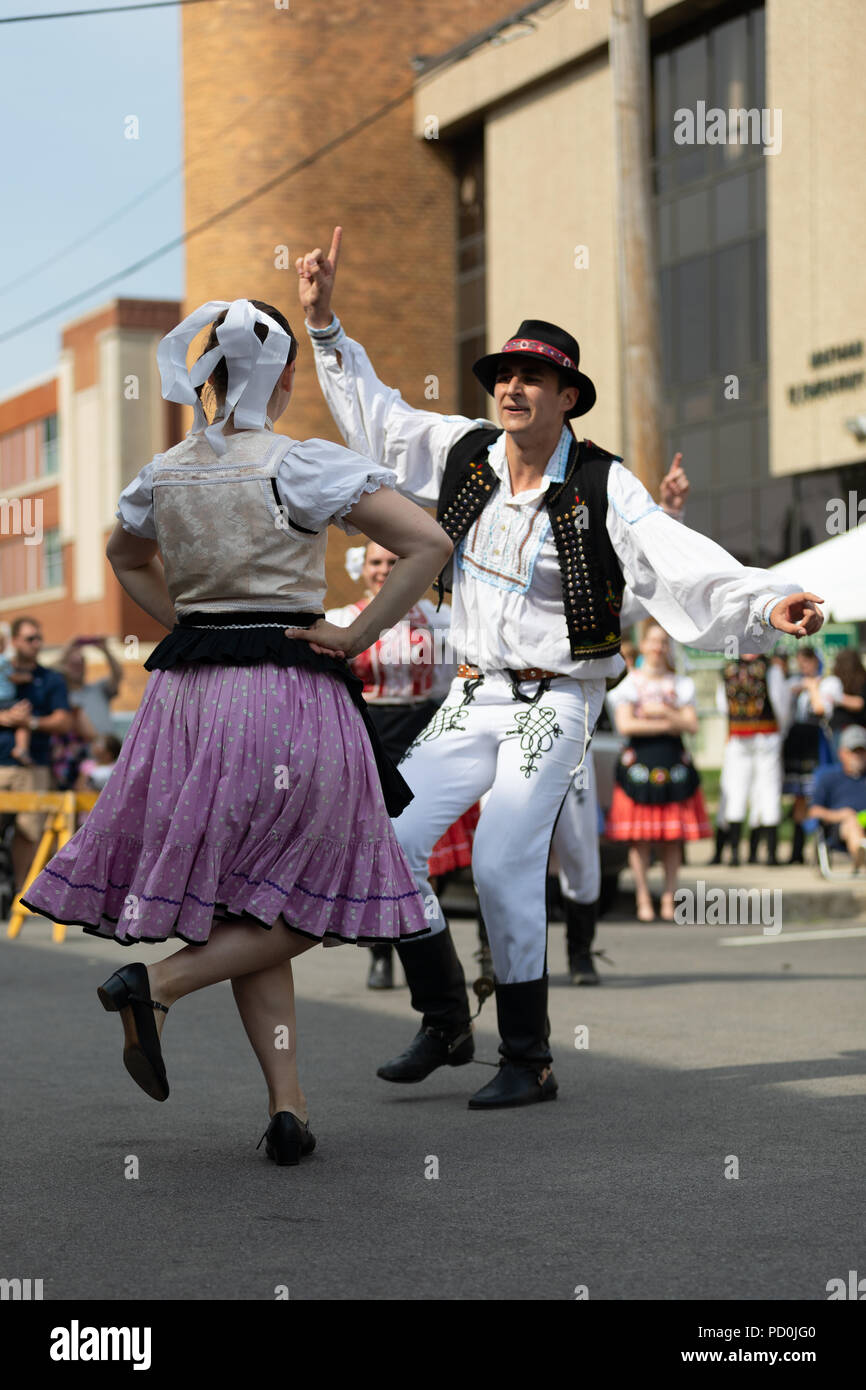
[19,662,430,948]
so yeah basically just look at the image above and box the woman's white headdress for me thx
[344,545,367,582]
[157,299,293,457]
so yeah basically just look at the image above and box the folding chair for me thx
[808,817,866,881]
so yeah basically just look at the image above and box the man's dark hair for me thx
[11,616,41,638]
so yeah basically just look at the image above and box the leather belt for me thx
[457,662,559,681]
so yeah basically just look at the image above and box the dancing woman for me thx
[19,297,452,1165]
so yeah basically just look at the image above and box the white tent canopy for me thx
[769,524,866,623]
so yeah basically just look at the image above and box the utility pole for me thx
[610,0,665,494]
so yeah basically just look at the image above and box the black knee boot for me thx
[748,827,761,864]
[789,823,805,864]
[564,897,600,985]
[467,977,558,1109]
[727,822,743,866]
[709,824,728,865]
[366,942,393,990]
[765,826,779,866]
[376,925,474,1082]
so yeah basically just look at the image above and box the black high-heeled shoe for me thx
[97,963,170,1102]
[256,1111,317,1167]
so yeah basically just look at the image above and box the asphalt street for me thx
[2,907,864,1301]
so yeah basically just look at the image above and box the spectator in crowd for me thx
[58,636,122,735]
[51,637,121,792]
[808,725,866,871]
[0,616,73,891]
[823,648,866,751]
[0,634,33,764]
[77,734,123,793]
[783,646,839,863]
[606,622,709,921]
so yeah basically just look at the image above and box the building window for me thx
[0,417,57,488]
[652,3,799,566]
[455,130,488,420]
[43,528,63,588]
[43,415,59,474]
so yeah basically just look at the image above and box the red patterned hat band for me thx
[500,338,577,372]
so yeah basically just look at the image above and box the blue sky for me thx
[0,0,183,396]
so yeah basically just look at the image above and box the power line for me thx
[0,84,414,345]
[0,87,283,299]
[1,0,217,23]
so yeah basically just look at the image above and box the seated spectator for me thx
[808,725,866,871]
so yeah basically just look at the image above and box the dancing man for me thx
[292,228,824,1110]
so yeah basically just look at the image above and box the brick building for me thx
[0,298,181,717]
[180,0,520,608]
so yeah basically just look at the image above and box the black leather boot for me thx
[765,826,779,866]
[366,943,393,990]
[564,897,600,985]
[709,824,728,865]
[789,822,805,864]
[467,977,558,1109]
[748,827,761,864]
[727,822,743,867]
[376,926,474,1082]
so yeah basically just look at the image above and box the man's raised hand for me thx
[660,452,689,516]
[296,226,342,329]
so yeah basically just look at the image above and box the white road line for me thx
[720,926,866,946]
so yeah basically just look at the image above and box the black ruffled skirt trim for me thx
[143,612,414,819]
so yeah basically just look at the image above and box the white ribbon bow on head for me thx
[157,299,294,457]
[344,545,367,582]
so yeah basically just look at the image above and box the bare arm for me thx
[36,708,75,736]
[105,524,176,631]
[614,699,697,737]
[808,803,854,824]
[94,638,123,696]
[287,488,452,661]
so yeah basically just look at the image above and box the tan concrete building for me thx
[413,0,866,566]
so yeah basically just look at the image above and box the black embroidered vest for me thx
[434,426,625,661]
[722,656,778,735]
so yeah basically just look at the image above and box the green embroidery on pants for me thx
[504,704,564,778]
[399,702,471,762]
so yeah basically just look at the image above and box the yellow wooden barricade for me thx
[1,790,99,943]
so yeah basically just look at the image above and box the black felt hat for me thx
[472,319,596,418]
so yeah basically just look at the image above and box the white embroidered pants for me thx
[394,671,606,983]
[720,732,782,825]
[550,749,602,906]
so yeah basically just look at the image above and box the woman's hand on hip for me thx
[285,618,359,661]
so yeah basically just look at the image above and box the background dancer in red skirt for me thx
[606,621,709,922]
[19,297,452,1166]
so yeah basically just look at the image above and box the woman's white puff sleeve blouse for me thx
[115,435,398,539]
[273,438,397,536]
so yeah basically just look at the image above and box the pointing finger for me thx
[328,225,343,269]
